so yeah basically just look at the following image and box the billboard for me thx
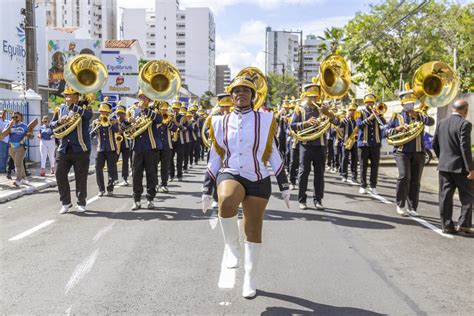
[102,51,138,74]
[47,39,102,97]
[102,74,138,94]
[0,2,47,86]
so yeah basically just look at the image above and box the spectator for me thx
[0,112,32,186]
[0,110,9,173]
[38,115,56,176]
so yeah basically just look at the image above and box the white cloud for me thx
[215,20,267,76]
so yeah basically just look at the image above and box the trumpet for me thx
[368,102,387,126]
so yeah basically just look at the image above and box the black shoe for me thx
[6,173,12,180]
[456,226,474,234]
[442,227,458,235]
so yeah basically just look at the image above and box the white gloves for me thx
[202,194,213,213]
[282,189,291,209]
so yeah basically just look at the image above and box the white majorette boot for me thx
[242,241,261,298]
[219,215,240,268]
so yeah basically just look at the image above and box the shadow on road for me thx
[258,290,384,315]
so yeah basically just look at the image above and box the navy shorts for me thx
[217,172,272,199]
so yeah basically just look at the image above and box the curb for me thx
[0,166,96,204]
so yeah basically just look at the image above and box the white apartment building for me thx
[39,0,117,40]
[265,27,300,78]
[121,0,216,97]
[302,34,325,83]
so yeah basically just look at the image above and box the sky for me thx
[117,0,377,76]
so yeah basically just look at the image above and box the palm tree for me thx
[316,27,345,61]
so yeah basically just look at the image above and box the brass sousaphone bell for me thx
[387,61,459,146]
[53,54,108,139]
[123,60,181,139]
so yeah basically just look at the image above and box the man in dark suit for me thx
[433,100,474,234]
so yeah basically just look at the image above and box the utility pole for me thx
[24,0,38,93]
[298,30,303,85]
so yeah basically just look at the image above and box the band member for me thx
[287,98,300,190]
[50,86,92,213]
[326,106,337,173]
[90,100,118,197]
[129,90,163,210]
[116,103,131,185]
[433,99,473,234]
[186,107,198,168]
[38,116,56,176]
[181,105,191,174]
[386,88,434,217]
[339,103,358,184]
[156,101,177,193]
[202,75,290,298]
[290,83,337,210]
[202,93,233,206]
[197,107,207,161]
[276,97,289,163]
[189,103,202,166]
[169,100,187,182]
[356,93,386,195]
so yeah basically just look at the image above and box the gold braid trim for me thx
[262,116,277,163]
[209,121,224,160]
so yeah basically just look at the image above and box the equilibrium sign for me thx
[101,52,138,74]
[102,74,138,94]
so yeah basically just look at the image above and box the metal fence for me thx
[0,99,33,160]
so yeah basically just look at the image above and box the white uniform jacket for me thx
[205,107,289,191]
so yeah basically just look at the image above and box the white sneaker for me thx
[162,186,169,193]
[131,202,141,211]
[314,200,324,210]
[76,205,86,213]
[98,191,105,197]
[290,184,297,190]
[330,168,337,173]
[299,203,307,210]
[211,201,218,208]
[369,187,378,195]
[408,209,419,217]
[341,177,347,183]
[359,187,367,194]
[396,206,408,217]
[147,201,154,209]
[348,179,358,185]
[59,203,72,214]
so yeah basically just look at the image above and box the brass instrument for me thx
[387,61,459,146]
[53,54,107,139]
[344,127,359,150]
[291,54,351,142]
[234,67,268,110]
[123,60,181,139]
[369,102,387,126]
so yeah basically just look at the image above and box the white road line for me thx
[93,223,115,243]
[409,216,454,239]
[209,214,218,230]
[367,193,454,239]
[86,195,100,205]
[65,305,72,315]
[8,220,55,241]
[65,249,99,295]
[217,248,236,289]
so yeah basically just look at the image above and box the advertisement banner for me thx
[102,52,138,74]
[102,74,138,95]
[47,39,102,97]
[0,2,47,86]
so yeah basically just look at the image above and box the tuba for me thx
[387,61,459,146]
[123,60,181,139]
[291,55,351,142]
[53,54,107,139]
[201,66,267,148]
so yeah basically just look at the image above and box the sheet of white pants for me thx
[40,139,56,169]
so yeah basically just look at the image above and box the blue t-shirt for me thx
[9,122,28,147]
[40,124,54,141]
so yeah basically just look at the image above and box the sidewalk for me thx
[0,162,95,203]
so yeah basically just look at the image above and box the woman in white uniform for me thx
[202,74,290,298]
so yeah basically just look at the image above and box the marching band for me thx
[1,52,471,299]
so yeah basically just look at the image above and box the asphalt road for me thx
[1,163,472,315]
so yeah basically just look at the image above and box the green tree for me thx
[266,72,299,107]
[342,0,473,99]
[200,90,215,109]
[316,27,345,61]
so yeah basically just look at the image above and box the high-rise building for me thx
[122,0,216,97]
[265,27,300,78]
[302,34,325,83]
[39,0,117,40]
[215,65,231,94]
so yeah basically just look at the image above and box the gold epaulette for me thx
[262,116,277,163]
[209,122,224,160]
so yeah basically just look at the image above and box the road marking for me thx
[217,248,236,289]
[86,195,100,205]
[219,301,232,306]
[65,249,99,295]
[368,192,393,204]
[8,220,55,241]
[93,223,115,243]
[367,194,454,239]
[65,305,72,315]
[209,213,218,230]
[409,216,454,239]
